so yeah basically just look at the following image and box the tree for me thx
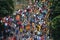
[49,0,60,40]
[49,0,60,20]
[0,0,14,17]
[51,15,60,40]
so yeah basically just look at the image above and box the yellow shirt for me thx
[20,28,23,32]
[37,25,41,31]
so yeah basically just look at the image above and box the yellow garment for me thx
[20,28,23,32]
[37,25,41,31]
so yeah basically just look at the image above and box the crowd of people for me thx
[0,0,50,40]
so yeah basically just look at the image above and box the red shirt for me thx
[41,35,45,40]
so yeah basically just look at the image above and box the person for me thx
[32,23,35,30]
[30,37,33,40]
[20,28,23,33]
[41,35,45,40]
[37,36,41,40]
[8,35,16,40]
[26,23,30,31]
[34,35,37,40]
[2,36,6,40]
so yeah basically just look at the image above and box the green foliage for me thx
[50,0,60,19]
[49,0,60,40]
[51,15,60,40]
[0,0,14,17]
